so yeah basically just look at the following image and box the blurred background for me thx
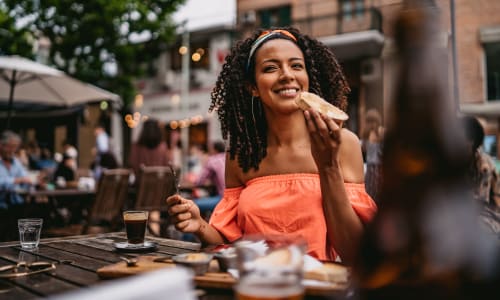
[1,0,499,176]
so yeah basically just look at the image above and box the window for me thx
[485,42,500,101]
[484,135,497,157]
[340,0,365,19]
[259,6,291,28]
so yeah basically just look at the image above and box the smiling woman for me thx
[167,27,377,264]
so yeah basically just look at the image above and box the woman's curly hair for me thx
[210,26,350,173]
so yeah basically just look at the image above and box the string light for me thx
[179,46,188,55]
[125,111,214,129]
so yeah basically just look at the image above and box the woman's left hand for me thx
[304,109,342,167]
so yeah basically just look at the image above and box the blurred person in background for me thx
[128,118,170,180]
[196,140,226,197]
[53,154,78,189]
[91,123,117,181]
[62,139,78,166]
[26,140,42,170]
[16,144,29,169]
[171,140,183,173]
[194,140,226,221]
[461,115,500,237]
[91,151,119,182]
[184,143,207,184]
[0,130,33,208]
[361,108,384,203]
[94,123,110,155]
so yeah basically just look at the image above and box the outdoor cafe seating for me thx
[43,168,131,237]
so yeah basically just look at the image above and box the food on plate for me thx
[184,253,211,262]
[172,253,214,276]
[296,92,349,121]
[304,263,349,283]
[253,248,291,266]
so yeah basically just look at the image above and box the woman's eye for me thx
[292,63,304,69]
[263,65,277,72]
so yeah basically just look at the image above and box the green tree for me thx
[1,0,185,106]
[0,7,34,58]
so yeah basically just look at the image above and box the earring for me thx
[251,96,257,125]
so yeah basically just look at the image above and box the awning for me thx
[460,101,500,118]
[319,30,385,60]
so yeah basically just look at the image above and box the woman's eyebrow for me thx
[260,57,304,64]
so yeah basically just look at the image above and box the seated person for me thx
[0,131,33,208]
[53,154,78,189]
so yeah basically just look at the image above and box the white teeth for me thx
[279,89,297,96]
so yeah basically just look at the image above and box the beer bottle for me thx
[353,3,500,299]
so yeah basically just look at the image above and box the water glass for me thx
[18,218,43,250]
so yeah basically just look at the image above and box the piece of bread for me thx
[253,248,291,266]
[296,92,349,121]
[304,263,349,283]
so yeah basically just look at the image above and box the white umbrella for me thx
[0,55,121,129]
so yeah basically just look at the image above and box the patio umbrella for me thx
[0,55,121,130]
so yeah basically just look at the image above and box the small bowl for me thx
[213,248,237,272]
[172,253,214,276]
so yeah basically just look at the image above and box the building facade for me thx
[236,0,500,157]
[131,0,236,155]
[137,0,500,159]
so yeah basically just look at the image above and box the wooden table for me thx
[0,233,346,300]
[0,232,211,299]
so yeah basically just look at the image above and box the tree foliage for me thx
[0,7,34,58]
[1,0,185,106]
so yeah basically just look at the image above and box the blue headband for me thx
[246,30,297,73]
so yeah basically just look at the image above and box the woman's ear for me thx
[246,83,259,97]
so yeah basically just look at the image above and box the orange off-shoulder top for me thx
[209,173,377,261]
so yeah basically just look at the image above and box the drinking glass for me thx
[18,218,43,250]
[123,210,149,245]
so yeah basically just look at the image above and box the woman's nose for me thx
[279,66,294,81]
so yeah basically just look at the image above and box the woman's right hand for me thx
[166,194,203,233]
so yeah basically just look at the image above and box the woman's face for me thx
[251,39,309,114]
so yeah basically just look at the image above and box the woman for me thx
[129,118,171,178]
[167,27,377,263]
[361,108,384,202]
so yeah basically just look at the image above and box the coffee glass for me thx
[234,234,306,300]
[123,210,149,245]
[18,218,43,250]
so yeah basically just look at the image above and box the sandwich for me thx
[296,92,349,121]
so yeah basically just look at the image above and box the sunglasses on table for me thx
[0,261,56,278]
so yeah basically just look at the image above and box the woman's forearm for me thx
[319,165,364,264]
[195,219,226,245]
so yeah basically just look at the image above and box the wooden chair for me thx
[44,168,131,237]
[134,165,177,237]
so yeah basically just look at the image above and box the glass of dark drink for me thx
[123,210,149,245]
